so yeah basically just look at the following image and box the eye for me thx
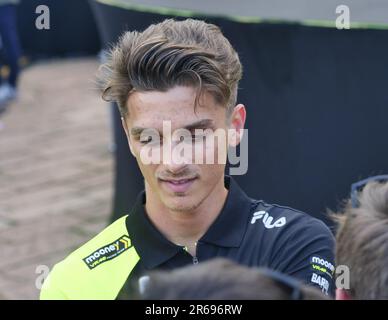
[139,135,151,144]
[176,133,204,143]
[192,134,205,142]
[139,129,161,146]
[140,135,161,146]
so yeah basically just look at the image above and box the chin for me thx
[163,195,202,212]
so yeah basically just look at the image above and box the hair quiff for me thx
[99,18,243,117]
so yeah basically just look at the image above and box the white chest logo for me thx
[251,210,286,229]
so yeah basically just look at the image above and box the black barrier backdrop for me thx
[89,0,388,228]
[16,0,100,58]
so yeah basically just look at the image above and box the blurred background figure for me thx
[334,177,388,300]
[138,258,329,300]
[0,0,22,114]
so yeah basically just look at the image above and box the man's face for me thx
[122,85,245,212]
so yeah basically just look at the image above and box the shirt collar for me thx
[126,176,253,269]
[199,176,253,247]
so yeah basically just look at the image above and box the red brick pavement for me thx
[0,58,114,299]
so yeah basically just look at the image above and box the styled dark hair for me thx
[135,258,328,300]
[334,180,388,299]
[99,18,242,117]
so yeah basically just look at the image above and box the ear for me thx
[121,116,136,158]
[336,288,352,300]
[228,104,246,147]
[121,116,129,135]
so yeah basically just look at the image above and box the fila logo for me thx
[251,210,286,229]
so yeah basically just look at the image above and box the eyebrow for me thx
[130,119,216,137]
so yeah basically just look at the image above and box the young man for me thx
[335,179,388,300]
[40,18,335,299]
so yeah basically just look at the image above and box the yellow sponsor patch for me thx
[83,235,131,269]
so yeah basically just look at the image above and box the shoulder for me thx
[247,199,335,254]
[246,200,336,295]
[40,215,139,299]
[58,215,130,268]
[250,200,333,237]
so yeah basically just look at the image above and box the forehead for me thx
[126,86,225,129]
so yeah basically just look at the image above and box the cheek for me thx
[137,163,159,187]
[199,161,225,181]
[132,141,163,165]
[132,148,157,175]
[197,134,227,165]
[196,165,224,195]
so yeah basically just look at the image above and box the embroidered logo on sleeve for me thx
[310,256,335,279]
[311,272,330,295]
[83,235,132,269]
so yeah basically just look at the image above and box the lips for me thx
[159,177,197,193]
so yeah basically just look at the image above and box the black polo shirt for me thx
[118,175,336,298]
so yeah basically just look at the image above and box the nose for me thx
[162,139,191,174]
[165,162,188,175]
[163,149,189,174]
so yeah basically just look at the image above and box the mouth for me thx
[158,177,198,193]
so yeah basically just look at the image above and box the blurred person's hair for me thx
[98,18,242,117]
[135,258,328,300]
[334,180,388,299]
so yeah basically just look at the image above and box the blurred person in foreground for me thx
[335,179,388,300]
[137,258,329,300]
[0,0,21,114]
[40,18,335,300]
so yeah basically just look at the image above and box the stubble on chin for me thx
[163,193,206,213]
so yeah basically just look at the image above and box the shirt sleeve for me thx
[40,265,68,300]
[269,217,336,297]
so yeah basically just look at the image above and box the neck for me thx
[144,176,228,252]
